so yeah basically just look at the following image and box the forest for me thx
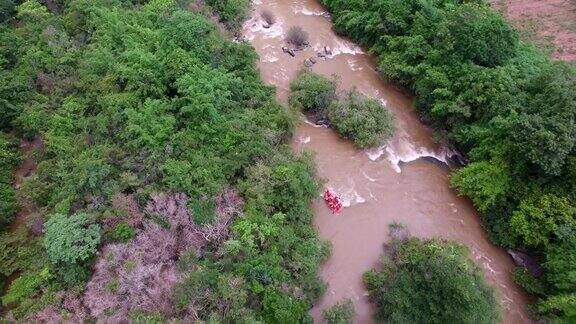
[2,0,576,322]
[321,0,576,321]
[0,0,329,322]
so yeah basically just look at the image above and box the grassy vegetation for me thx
[323,299,355,324]
[321,0,576,321]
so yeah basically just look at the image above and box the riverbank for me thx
[243,0,534,322]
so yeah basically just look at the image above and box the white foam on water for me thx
[313,38,364,58]
[293,5,330,17]
[243,15,285,41]
[303,118,329,128]
[331,38,365,56]
[325,184,366,208]
[385,144,451,173]
[347,58,363,71]
[361,170,377,182]
[366,145,386,161]
[341,189,366,207]
[483,262,499,275]
[262,53,279,63]
[355,192,366,204]
[298,136,311,144]
[368,189,378,201]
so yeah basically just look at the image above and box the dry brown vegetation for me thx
[29,190,243,322]
[491,0,576,61]
[286,26,309,47]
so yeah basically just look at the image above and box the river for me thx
[242,0,533,323]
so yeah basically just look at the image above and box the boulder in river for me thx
[282,46,295,57]
[262,23,271,29]
[324,46,332,55]
[317,52,326,58]
[507,249,544,278]
[446,152,469,167]
[309,57,317,64]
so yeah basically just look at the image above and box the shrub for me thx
[0,182,18,228]
[261,9,275,25]
[545,238,576,294]
[509,194,576,249]
[57,263,91,287]
[323,299,355,324]
[513,267,546,296]
[289,73,395,148]
[446,3,519,67]
[107,223,136,243]
[537,294,576,322]
[2,267,52,305]
[0,0,17,24]
[239,151,320,223]
[327,89,395,148]
[43,213,101,265]
[0,229,49,278]
[190,198,216,225]
[450,161,510,215]
[364,226,500,324]
[286,26,309,47]
[262,289,310,323]
[0,133,20,182]
[0,133,20,229]
[205,0,250,31]
[289,70,337,117]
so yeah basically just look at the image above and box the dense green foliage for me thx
[328,89,395,148]
[323,299,355,324]
[290,71,395,148]
[289,70,337,116]
[321,0,576,320]
[107,223,136,242]
[43,213,100,264]
[364,232,499,324]
[173,153,330,322]
[0,0,327,321]
[1,267,51,305]
[205,0,249,32]
[0,134,19,228]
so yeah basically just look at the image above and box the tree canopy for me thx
[364,228,500,324]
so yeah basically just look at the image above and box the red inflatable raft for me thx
[324,190,343,214]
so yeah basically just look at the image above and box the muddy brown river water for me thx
[243,1,534,323]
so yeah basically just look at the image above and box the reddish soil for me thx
[492,0,576,61]
[7,136,43,233]
[1,137,43,316]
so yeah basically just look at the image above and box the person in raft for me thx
[324,190,343,213]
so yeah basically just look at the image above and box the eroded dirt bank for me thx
[243,0,534,322]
